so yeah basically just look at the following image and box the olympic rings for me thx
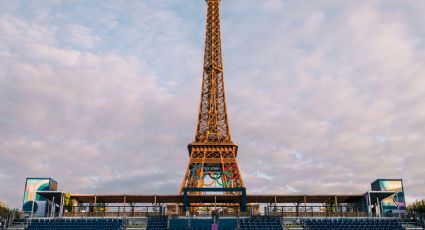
[216,171,232,187]
[223,165,239,180]
[202,179,216,186]
[190,164,209,181]
[208,171,222,180]
[190,164,240,187]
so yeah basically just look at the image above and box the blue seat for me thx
[303,218,403,230]
[25,218,125,230]
[239,216,282,230]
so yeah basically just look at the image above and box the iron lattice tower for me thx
[180,0,245,193]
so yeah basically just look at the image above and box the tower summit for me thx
[196,0,230,144]
[180,0,245,193]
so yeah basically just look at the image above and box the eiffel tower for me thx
[180,0,245,194]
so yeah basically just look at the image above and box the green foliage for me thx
[90,203,107,213]
[64,192,74,212]
[0,201,11,218]
[408,199,425,214]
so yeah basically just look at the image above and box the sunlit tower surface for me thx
[180,0,245,194]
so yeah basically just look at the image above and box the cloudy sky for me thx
[1,0,425,208]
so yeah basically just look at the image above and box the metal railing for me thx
[266,205,369,218]
[63,206,163,217]
[53,205,373,218]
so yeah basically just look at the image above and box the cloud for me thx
[224,0,425,201]
[61,24,100,49]
[0,7,195,207]
[1,0,425,208]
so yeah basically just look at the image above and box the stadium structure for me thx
[6,0,417,230]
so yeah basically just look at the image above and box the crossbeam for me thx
[182,187,247,212]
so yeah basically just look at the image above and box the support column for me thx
[123,196,127,217]
[241,188,247,212]
[367,192,372,217]
[296,203,299,217]
[31,200,35,218]
[93,195,97,217]
[59,193,64,217]
[376,197,381,218]
[396,192,401,219]
[334,196,338,217]
[51,196,55,217]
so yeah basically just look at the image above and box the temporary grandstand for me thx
[10,0,417,230]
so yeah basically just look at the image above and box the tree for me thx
[0,201,10,218]
[408,199,425,226]
[64,192,74,212]
[0,201,12,229]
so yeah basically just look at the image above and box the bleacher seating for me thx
[25,216,404,230]
[146,216,168,230]
[303,218,403,230]
[168,218,213,230]
[167,216,282,230]
[25,218,125,230]
[191,219,214,229]
[168,217,188,230]
[218,218,237,230]
[240,216,282,230]
[168,217,236,230]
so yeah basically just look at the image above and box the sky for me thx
[1,0,425,209]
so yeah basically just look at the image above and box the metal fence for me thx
[59,204,371,218]
[63,206,163,217]
[266,205,369,218]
